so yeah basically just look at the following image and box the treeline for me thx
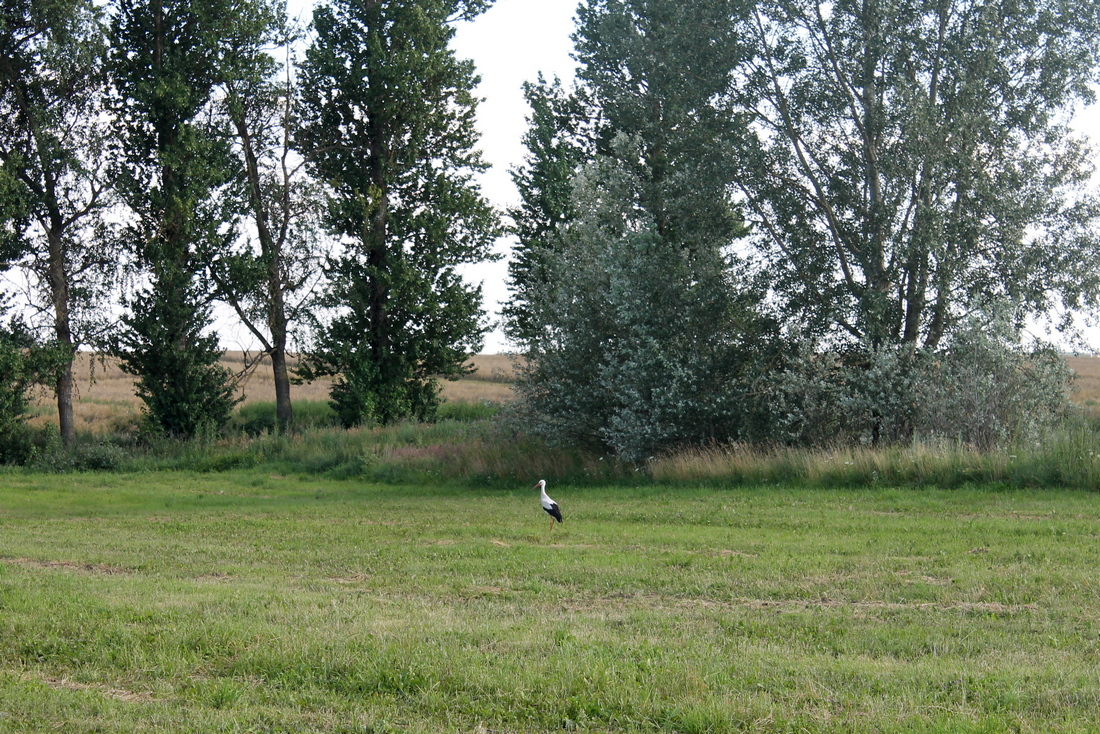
[504,0,1100,461]
[0,0,498,456]
[1,0,1100,466]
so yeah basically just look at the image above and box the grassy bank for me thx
[21,411,1100,493]
[2,475,1100,732]
[650,424,1100,490]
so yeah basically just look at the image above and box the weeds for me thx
[648,422,1100,490]
[19,411,1100,491]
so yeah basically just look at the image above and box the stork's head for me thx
[533,479,546,491]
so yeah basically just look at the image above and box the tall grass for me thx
[650,422,1100,489]
[26,415,1100,492]
[233,400,337,434]
[28,415,630,487]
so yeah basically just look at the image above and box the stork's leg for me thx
[550,517,555,532]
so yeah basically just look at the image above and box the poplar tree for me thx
[213,1,325,432]
[508,0,771,459]
[108,0,242,437]
[503,76,589,346]
[738,0,1100,350]
[297,0,500,427]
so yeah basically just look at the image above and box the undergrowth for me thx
[25,410,627,487]
[18,400,1100,491]
[649,420,1100,489]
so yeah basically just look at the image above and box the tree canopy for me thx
[737,0,1100,350]
[296,0,501,427]
[507,0,1100,454]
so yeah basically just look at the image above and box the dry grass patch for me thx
[4,557,133,575]
[29,674,158,704]
[1067,354,1100,411]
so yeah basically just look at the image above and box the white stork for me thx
[534,479,563,530]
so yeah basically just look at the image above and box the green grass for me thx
[3,473,1100,731]
[232,399,501,437]
[233,400,338,434]
[26,418,627,486]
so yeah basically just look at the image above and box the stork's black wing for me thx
[543,503,563,523]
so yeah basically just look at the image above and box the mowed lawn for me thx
[2,475,1100,732]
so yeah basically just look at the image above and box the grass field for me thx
[3,474,1100,732]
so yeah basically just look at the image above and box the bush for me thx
[234,400,337,435]
[0,317,68,464]
[511,139,774,462]
[30,439,130,472]
[916,330,1072,449]
[763,325,1074,450]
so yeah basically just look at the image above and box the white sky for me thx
[262,0,1100,355]
[451,0,579,353]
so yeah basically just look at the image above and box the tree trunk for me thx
[47,223,76,444]
[55,367,75,442]
[231,103,296,431]
[269,264,292,431]
[271,348,293,431]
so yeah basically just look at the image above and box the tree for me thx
[503,75,589,345]
[508,0,772,459]
[0,308,65,461]
[515,138,772,460]
[0,0,115,443]
[213,1,326,431]
[108,0,244,437]
[737,0,1100,351]
[297,0,501,427]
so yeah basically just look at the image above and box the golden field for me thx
[1066,355,1100,410]
[28,352,518,433]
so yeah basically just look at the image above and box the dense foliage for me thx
[0,0,1097,458]
[737,0,1100,351]
[764,326,1074,448]
[509,0,778,461]
[296,0,500,427]
[507,0,1100,457]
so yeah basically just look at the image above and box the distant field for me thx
[29,352,518,432]
[2,476,1100,732]
[1066,355,1100,410]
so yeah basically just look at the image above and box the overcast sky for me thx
[451,0,579,353]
